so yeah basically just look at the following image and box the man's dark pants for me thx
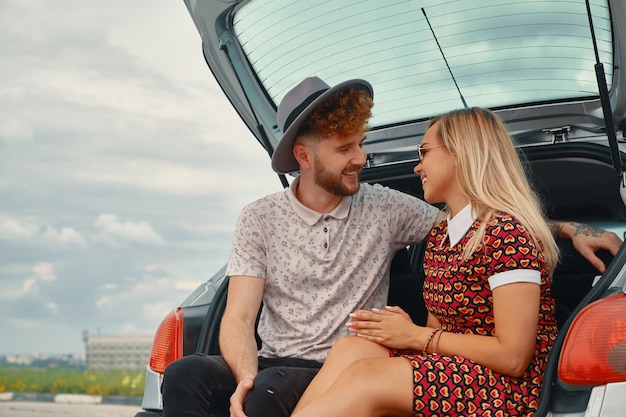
[162,354,322,417]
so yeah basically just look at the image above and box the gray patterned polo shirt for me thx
[226,179,438,362]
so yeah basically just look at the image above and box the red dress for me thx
[390,213,557,416]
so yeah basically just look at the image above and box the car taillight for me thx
[149,307,184,374]
[558,293,626,385]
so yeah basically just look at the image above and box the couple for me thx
[162,77,622,417]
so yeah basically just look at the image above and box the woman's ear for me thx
[293,143,312,170]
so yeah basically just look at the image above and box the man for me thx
[161,77,621,417]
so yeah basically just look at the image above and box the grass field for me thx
[0,366,144,397]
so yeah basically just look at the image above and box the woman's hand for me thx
[346,306,426,350]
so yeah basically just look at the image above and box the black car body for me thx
[136,1,626,416]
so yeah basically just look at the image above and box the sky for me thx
[0,0,280,355]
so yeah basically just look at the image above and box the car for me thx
[135,1,626,416]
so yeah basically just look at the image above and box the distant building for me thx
[86,334,152,371]
[2,352,84,368]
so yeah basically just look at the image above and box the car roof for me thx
[184,0,626,171]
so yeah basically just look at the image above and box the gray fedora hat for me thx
[271,76,373,174]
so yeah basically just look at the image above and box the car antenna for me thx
[421,7,468,109]
[584,0,626,204]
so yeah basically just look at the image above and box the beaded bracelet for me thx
[422,328,441,356]
[431,329,444,355]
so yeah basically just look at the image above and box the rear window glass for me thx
[233,0,613,128]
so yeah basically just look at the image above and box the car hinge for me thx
[218,31,231,51]
[542,126,571,144]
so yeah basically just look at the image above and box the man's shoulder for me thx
[356,182,423,205]
[357,182,398,198]
[242,188,289,211]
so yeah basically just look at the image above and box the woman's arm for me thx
[432,282,539,376]
[348,281,540,377]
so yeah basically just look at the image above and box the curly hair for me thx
[298,88,373,139]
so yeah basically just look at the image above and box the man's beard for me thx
[313,155,361,196]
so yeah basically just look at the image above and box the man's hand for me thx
[230,375,254,417]
[555,221,623,273]
[221,276,263,417]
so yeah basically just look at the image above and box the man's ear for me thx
[293,143,312,170]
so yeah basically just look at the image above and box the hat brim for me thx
[271,79,373,174]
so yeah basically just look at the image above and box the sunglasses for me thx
[417,144,446,161]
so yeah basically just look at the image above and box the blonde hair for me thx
[431,107,558,273]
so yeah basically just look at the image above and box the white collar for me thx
[286,177,352,226]
[445,204,477,247]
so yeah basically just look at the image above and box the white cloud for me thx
[174,280,204,291]
[42,227,88,247]
[5,317,42,330]
[84,159,231,197]
[120,323,139,333]
[5,263,57,300]
[33,262,56,282]
[22,278,37,294]
[0,117,33,143]
[141,301,176,323]
[0,214,87,248]
[95,296,110,309]
[132,277,171,293]
[0,215,38,239]
[0,0,279,356]
[94,214,165,248]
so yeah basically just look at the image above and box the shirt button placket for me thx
[323,216,330,249]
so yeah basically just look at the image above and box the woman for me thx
[290,107,559,417]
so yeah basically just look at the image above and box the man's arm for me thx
[220,275,265,417]
[435,210,447,224]
[549,221,623,273]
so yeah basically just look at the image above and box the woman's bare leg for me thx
[293,336,388,413]
[292,356,414,417]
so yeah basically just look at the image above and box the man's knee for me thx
[162,354,234,415]
[163,354,217,389]
[244,367,319,417]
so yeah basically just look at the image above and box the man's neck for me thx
[295,176,344,213]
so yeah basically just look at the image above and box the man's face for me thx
[312,132,367,196]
